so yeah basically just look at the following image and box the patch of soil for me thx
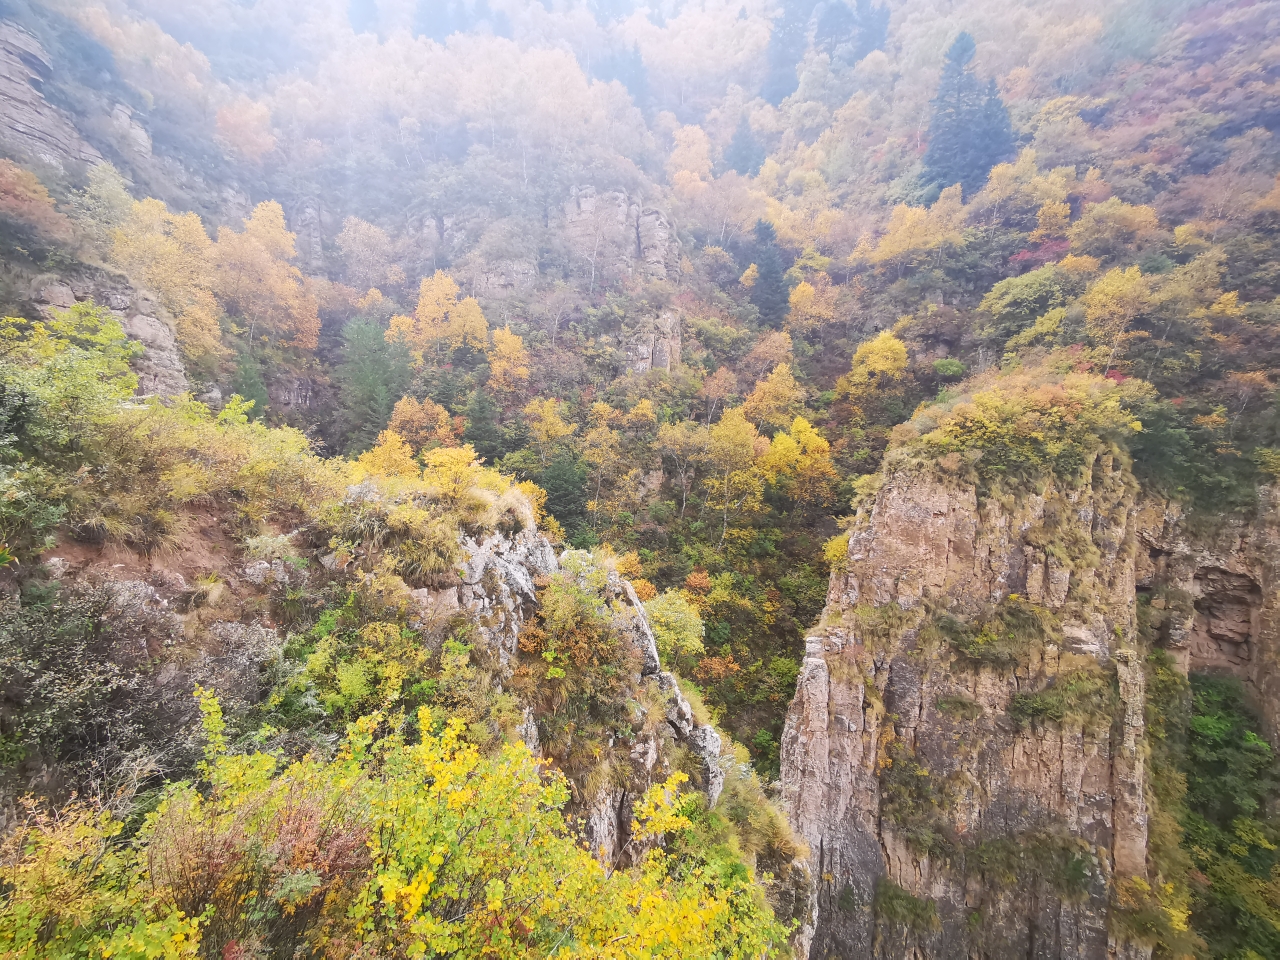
[41,507,242,602]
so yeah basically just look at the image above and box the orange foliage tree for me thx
[211,202,320,350]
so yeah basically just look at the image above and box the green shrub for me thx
[0,584,198,790]
[932,357,967,379]
[931,596,1060,666]
[897,366,1148,488]
[1,696,788,959]
[645,588,706,667]
[510,561,643,775]
[874,877,939,933]
[879,742,953,857]
[966,831,1094,900]
[936,694,983,720]
[1179,675,1280,957]
[976,264,1075,343]
[1007,667,1118,731]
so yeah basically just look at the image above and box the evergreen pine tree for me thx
[462,388,505,464]
[815,0,889,63]
[922,32,1014,198]
[979,77,1015,170]
[334,318,412,454]
[762,0,818,105]
[537,455,590,540]
[852,0,890,60]
[229,352,270,421]
[750,220,791,327]
[726,117,765,176]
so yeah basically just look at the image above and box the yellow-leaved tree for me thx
[703,407,766,549]
[388,395,458,453]
[387,270,489,361]
[838,330,909,408]
[786,274,836,334]
[355,429,420,479]
[523,397,577,464]
[111,198,225,373]
[759,416,839,519]
[210,201,320,350]
[487,326,530,399]
[743,362,804,432]
[0,694,787,959]
[866,184,967,274]
[1082,266,1151,372]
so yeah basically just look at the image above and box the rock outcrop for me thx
[781,453,1153,959]
[626,308,682,375]
[1135,488,1280,745]
[34,266,189,397]
[0,22,104,172]
[563,186,680,283]
[419,527,724,863]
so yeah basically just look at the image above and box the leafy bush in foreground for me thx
[0,693,787,959]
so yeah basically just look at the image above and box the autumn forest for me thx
[1,0,1280,957]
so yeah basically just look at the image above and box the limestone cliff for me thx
[781,452,1154,959]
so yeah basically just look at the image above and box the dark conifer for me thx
[726,117,765,176]
[462,388,505,464]
[762,0,818,105]
[334,318,412,454]
[750,220,791,327]
[229,352,270,422]
[922,32,1014,197]
[979,77,1015,170]
[815,0,888,63]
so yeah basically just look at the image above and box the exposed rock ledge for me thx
[35,267,189,397]
[395,525,724,864]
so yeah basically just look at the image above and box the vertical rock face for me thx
[562,186,679,282]
[288,197,328,275]
[1135,489,1280,745]
[626,308,682,375]
[781,454,1153,959]
[0,22,104,171]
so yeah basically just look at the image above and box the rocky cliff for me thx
[28,505,723,863]
[1134,490,1280,747]
[401,523,725,863]
[34,264,189,396]
[781,452,1155,959]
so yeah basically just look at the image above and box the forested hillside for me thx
[1,0,1279,957]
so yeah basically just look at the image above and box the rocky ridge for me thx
[29,508,724,865]
[781,452,1153,959]
[780,436,1280,960]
